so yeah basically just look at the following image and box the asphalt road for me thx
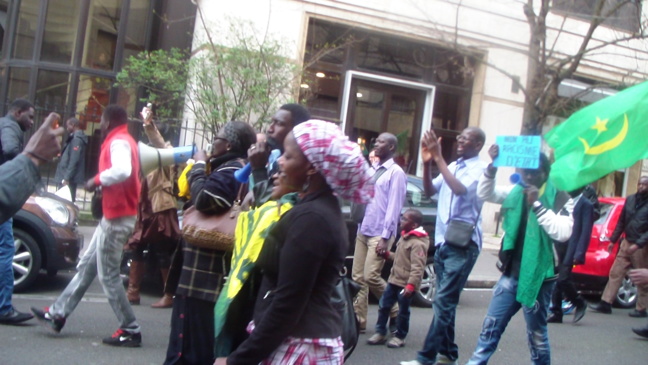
[2,225,647,364]
[5,279,648,365]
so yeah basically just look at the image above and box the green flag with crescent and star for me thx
[546,80,648,192]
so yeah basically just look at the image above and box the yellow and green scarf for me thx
[213,193,296,355]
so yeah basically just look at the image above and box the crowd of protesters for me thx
[1,99,647,365]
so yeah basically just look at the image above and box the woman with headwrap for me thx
[214,120,373,365]
[164,121,256,365]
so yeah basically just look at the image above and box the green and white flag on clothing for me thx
[546,81,648,192]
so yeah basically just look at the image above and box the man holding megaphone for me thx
[243,103,310,207]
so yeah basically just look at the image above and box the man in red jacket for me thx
[32,105,143,347]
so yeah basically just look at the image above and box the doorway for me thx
[341,71,435,175]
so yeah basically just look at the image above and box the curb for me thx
[465,279,498,289]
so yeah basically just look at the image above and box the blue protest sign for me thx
[493,135,541,168]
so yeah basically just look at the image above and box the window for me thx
[41,0,83,64]
[83,0,123,70]
[7,67,30,100]
[12,0,39,60]
[123,0,150,60]
[0,0,9,57]
[553,0,642,33]
[35,70,70,111]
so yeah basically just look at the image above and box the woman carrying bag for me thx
[163,121,256,365]
[215,120,373,365]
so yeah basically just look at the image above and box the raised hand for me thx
[420,130,441,163]
[23,112,64,167]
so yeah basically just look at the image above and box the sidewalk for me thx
[465,233,502,289]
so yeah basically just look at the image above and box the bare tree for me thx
[414,0,648,134]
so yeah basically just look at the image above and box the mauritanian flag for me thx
[546,80,648,192]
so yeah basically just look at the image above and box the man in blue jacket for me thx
[0,99,35,325]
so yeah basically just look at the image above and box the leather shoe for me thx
[547,312,562,323]
[367,333,387,345]
[0,308,33,325]
[632,325,648,339]
[589,301,612,314]
[628,309,647,318]
[573,300,587,323]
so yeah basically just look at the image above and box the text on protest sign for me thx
[494,135,541,169]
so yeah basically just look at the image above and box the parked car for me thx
[12,190,82,291]
[343,175,438,307]
[572,197,637,308]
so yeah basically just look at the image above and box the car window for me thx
[407,182,436,208]
[595,202,613,225]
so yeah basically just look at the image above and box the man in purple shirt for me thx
[352,132,407,333]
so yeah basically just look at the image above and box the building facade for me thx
[0,0,195,195]
[194,0,648,233]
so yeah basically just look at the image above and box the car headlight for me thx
[35,197,70,225]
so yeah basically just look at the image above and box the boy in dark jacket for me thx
[368,209,430,348]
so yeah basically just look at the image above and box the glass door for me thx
[345,79,425,173]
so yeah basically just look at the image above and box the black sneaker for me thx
[628,309,647,318]
[0,307,33,325]
[546,312,562,323]
[31,307,65,333]
[102,328,142,347]
[589,301,612,314]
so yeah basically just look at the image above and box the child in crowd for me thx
[367,208,430,348]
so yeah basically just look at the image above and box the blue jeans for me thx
[375,283,412,339]
[417,242,479,365]
[0,219,14,314]
[467,275,555,365]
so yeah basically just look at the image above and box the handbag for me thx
[91,189,103,220]
[444,219,475,248]
[182,183,247,251]
[331,269,361,361]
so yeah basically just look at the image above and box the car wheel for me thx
[412,262,435,308]
[614,276,637,309]
[13,228,43,292]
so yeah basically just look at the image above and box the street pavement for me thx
[4,224,648,364]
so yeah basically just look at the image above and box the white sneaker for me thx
[400,361,423,365]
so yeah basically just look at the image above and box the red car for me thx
[572,197,637,308]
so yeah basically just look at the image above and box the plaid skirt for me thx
[247,321,344,365]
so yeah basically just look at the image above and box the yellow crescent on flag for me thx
[578,114,629,155]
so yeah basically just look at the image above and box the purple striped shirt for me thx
[359,158,407,240]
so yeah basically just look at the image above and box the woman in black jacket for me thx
[215,120,373,365]
[164,121,256,365]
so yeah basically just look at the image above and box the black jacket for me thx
[0,113,24,165]
[610,193,648,248]
[54,130,88,184]
[227,188,348,365]
[563,196,594,265]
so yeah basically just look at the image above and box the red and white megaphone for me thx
[138,142,195,175]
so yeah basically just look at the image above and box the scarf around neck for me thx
[501,181,557,307]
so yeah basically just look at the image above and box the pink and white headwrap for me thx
[292,120,374,203]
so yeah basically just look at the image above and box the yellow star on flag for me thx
[591,117,608,134]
